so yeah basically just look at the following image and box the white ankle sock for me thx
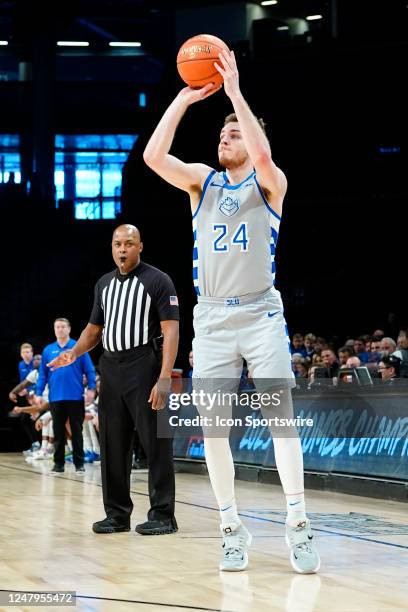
[286,493,307,526]
[220,498,240,528]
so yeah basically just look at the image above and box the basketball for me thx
[177,34,230,89]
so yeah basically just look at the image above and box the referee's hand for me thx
[149,377,171,411]
[47,350,77,371]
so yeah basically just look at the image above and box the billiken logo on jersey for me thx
[218,196,240,217]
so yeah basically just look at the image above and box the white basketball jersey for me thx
[192,169,281,298]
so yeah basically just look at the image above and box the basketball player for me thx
[144,49,320,573]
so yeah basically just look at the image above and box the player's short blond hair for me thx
[224,112,267,135]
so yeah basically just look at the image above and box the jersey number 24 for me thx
[213,223,249,252]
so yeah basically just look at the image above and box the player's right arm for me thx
[143,85,219,199]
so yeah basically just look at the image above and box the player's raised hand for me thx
[215,49,240,99]
[47,349,77,371]
[177,82,221,106]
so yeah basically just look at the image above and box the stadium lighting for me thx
[0,41,9,46]
[57,41,90,47]
[306,15,323,21]
[261,1,278,6]
[109,42,142,47]
[277,26,289,30]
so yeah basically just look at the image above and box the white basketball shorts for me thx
[192,286,294,385]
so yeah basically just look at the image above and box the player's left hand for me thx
[215,49,240,99]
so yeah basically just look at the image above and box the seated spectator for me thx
[378,355,401,385]
[294,358,309,379]
[291,353,304,377]
[290,333,307,357]
[345,356,361,369]
[313,336,326,356]
[369,339,382,363]
[312,353,323,365]
[393,328,408,377]
[338,346,354,367]
[353,336,370,363]
[304,333,316,360]
[380,337,397,357]
[372,329,385,340]
[321,347,339,377]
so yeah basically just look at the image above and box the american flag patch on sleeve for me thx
[169,295,179,306]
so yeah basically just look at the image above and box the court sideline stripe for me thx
[0,590,228,612]
[1,462,407,551]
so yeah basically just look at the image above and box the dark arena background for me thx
[0,1,407,610]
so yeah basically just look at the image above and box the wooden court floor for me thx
[0,453,407,612]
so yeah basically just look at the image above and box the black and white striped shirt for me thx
[89,261,179,352]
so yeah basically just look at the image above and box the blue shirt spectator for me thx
[290,333,307,358]
[18,342,35,392]
[19,359,34,381]
[36,338,96,402]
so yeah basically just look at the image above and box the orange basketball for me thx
[177,34,230,89]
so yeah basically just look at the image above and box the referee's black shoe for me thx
[92,517,131,534]
[135,518,178,535]
[51,464,64,473]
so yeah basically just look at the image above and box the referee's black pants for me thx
[50,400,85,468]
[98,345,175,524]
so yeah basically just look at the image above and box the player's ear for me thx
[139,241,143,253]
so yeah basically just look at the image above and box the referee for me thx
[48,224,179,535]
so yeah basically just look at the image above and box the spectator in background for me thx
[35,317,96,474]
[290,333,307,357]
[9,353,42,405]
[353,336,370,363]
[313,336,326,356]
[19,342,34,383]
[294,358,309,379]
[372,329,385,340]
[304,333,316,361]
[396,329,408,351]
[312,353,323,365]
[393,329,408,377]
[291,353,304,377]
[10,351,41,451]
[337,346,354,367]
[321,348,339,377]
[368,339,382,364]
[345,356,361,369]
[380,337,397,357]
[378,355,401,385]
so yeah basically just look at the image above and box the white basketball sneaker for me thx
[285,519,320,574]
[219,522,252,571]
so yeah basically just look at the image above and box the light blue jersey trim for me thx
[254,176,281,221]
[222,170,255,191]
[192,169,216,220]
